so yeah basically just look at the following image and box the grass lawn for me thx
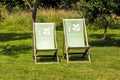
[0,26,120,80]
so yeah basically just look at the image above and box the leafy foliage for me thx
[1,0,120,29]
[0,0,79,10]
[79,0,120,39]
[80,0,120,23]
[1,0,25,11]
[0,3,4,22]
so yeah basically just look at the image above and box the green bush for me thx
[0,9,80,31]
[36,9,80,29]
[1,8,119,31]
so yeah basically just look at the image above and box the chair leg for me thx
[66,48,69,63]
[53,50,59,63]
[88,50,91,62]
[56,52,59,63]
[82,53,86,58]
[63,34,66,59]
[53,50,57,59]
[34,49,37,64]
[64,54,66,59]
[82,48,91,62]
[34,53,37,64]
[82,48,89,58]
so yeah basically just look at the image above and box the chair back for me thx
[34,23,56,50]
[63,19,87,47]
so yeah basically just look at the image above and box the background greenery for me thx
[0,0,120,80]
[1,0,120,30]
[0,9,120,80]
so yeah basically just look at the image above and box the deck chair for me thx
[63,18,91,63]
[33,23,59,64]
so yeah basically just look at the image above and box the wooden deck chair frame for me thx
[33,23,59,64]
[63,18,91,63]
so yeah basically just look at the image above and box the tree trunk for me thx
[102,16,108,40]
[103,25,107,40]
[32,0,38,23]
[32,0,38,58]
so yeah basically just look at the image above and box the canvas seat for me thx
[63,19,91,63]
[33,23,59,64]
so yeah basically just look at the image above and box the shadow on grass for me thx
[0,32,32,42]
[89,34,120,47]
[69,54,89,62]
[37,57,57,63]
[0,32,32,58]
[0,44,32,58]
